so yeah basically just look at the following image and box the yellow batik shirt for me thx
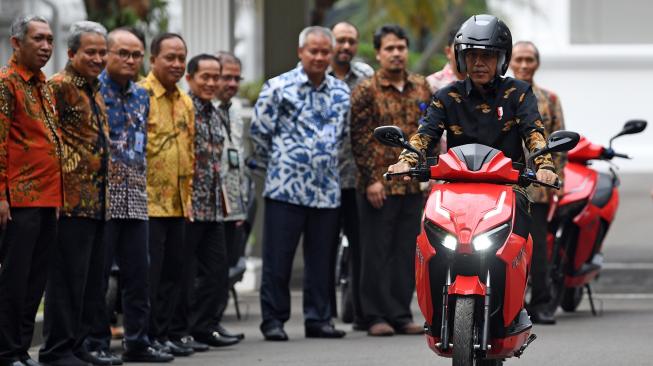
[139,72,194,218]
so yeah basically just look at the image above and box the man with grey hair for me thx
[251,26,349,341]
[0,15,62,366]
[39,20,114,366]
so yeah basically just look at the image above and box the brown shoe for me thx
[396,322,424,335]
[367,322,395,336]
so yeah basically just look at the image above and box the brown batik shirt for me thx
[350,69,431,195]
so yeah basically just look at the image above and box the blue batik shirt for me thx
[99,71,149,220]
[250,64,350,209]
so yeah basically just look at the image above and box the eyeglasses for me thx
[219,75,243,82]
[110,49,145,61]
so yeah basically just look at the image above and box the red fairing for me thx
[496,232,532,326]
[567,135,605,163]
[415,227,435,325]
[430,149,520,183]
[426,330,531,359]
[448,276,487,296]
[559,162,596,206]
[424,184,514,255]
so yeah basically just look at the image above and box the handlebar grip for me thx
[383,171,409,181]
[613,152,631,159]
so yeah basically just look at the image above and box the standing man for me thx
[168,54,240,350]
[327,21,373,327]
[350,24,430,337]
[85,28,173,363]
[139,33,195,357]
[510,40,566,325]
[0,16,62,366]
[212,51,248,341]
[39,21,113,366]
[251,26,349,341]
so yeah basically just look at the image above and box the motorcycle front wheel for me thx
[453,297,475,366]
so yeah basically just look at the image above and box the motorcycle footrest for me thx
[514,333,537,358]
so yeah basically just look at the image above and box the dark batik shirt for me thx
[99,71,149,220]
[401,76,554,173]
[49,64,110,219]
[350,69,431,195]
[191,94,224,222]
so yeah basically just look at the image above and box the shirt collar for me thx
[10,55,46,83]
[146,71,180,99]
[99,70,136,95]
[65,63,100,92]
[295,63,330,91]
[377,68,411,89]
[190,93,215,114]
[464,76,500,97]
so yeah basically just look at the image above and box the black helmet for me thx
[453,14,512,76]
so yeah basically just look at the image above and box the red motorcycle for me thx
[546,119,647,315]
[375,126,579,366]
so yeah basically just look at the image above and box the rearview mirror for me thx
[546,130,580,153]
[373,125,425,162]
[609,119,647,148]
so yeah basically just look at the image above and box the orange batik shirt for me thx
[0,56,63,207]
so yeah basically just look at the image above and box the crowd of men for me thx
[0,13,565,366]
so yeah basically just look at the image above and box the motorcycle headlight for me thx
[472,223,511,251]
[425,220,458,251]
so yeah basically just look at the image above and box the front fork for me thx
[438,267,492,353]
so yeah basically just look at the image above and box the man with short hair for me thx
[327,21,373,327]
[39,21,113,366]
[84,28,173,363]
[350,24,431,337]
[0,15,62,366]
[510,40,566,325]
[251,26,349,341]
[138,33,195,357]
[168,54,240,350]
[211,51,248,341]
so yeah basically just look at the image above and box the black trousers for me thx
[39,217,106,362]
[259,199,339,331]
[357,193,422,327]
[329,188,363,322]
[170,221,227,338]
[529,202,551,306]
[0,208,56,363]
[148,218,186,341]
[86,219,151,351]
[214,220,244,322]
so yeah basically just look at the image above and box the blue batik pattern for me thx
[250,65,350,208]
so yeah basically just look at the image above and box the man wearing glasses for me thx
[85,28,174,363]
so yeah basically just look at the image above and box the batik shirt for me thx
[49,64,110,219]
[99,71,149,220]
[139,72,194,218]
[214,98,248,221]
[250,65,350,209]
[425,62,459,94]
[350,69,431,195]
[527,84,566,203]
[399,77,554,173]
[328,60,373,190]
[191,94,224,222]
[0,56,62,207]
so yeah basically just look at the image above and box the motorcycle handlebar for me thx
[603,148,631,160]
[383,168,431,182]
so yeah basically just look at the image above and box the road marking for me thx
[603,262,653,270]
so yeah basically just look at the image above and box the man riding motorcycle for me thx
[389,14,558,256]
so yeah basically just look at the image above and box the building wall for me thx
[489,0,653,171]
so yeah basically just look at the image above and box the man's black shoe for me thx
[162,341,193,357]
[121,347,174,363]
[150,340,171,355]
[305,323,346,339]
[171,336,209,352]
[530,310,557,325]
[74,351,112,365]
[18,355,41,366]
[214,324,245,340]
[261,326,288,342]
[193,331,240,347]
[95,350,122,366]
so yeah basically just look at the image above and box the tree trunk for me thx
[414,0,466,75]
